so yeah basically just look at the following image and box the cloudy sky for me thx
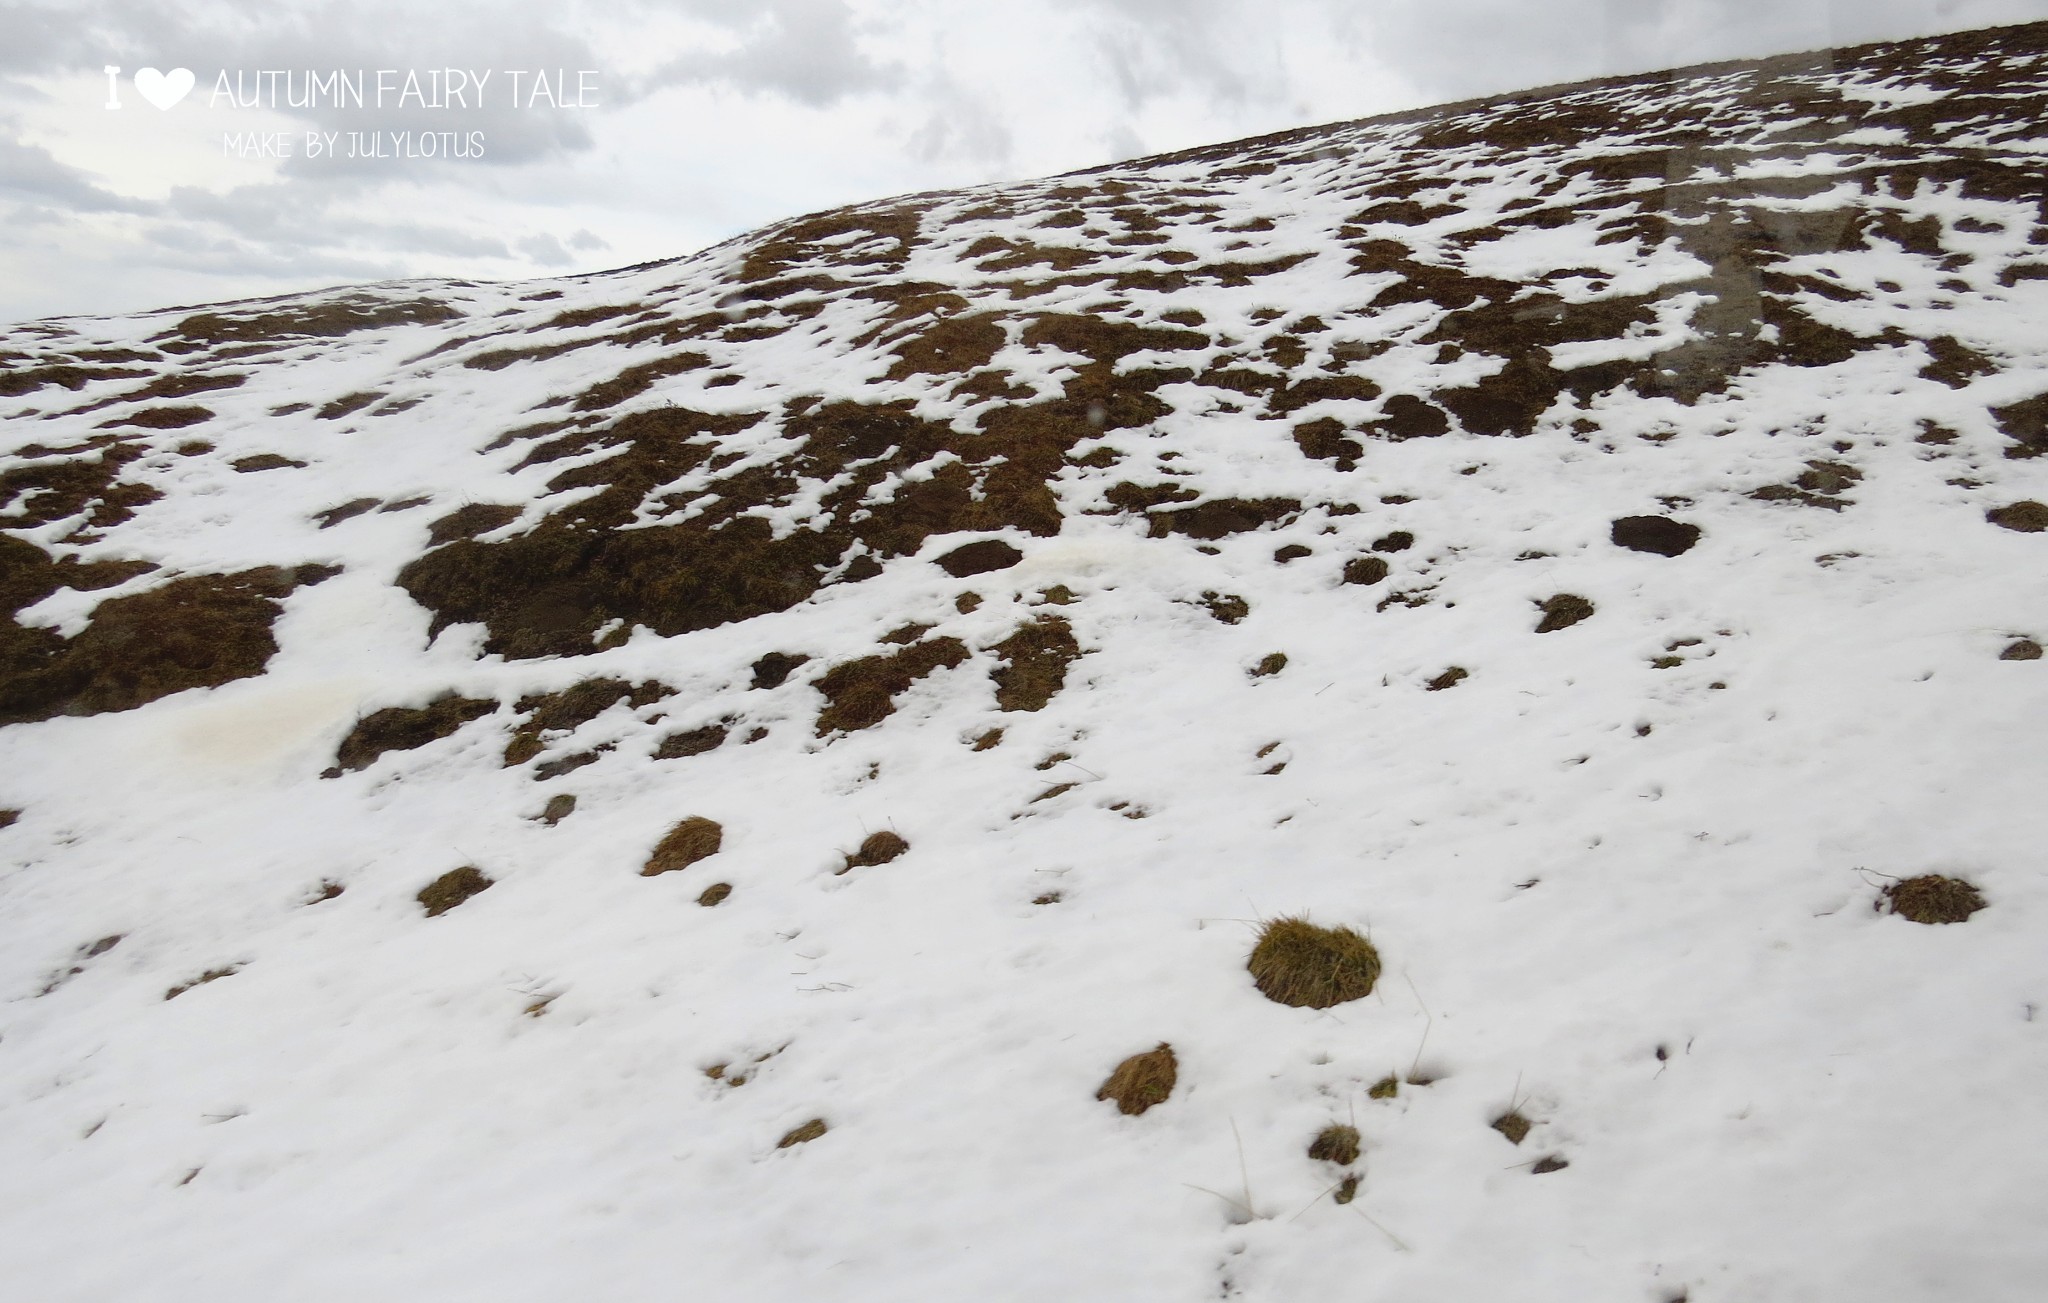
[2,0,2044,324]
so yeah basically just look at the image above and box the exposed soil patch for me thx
[538,793,576,825]
[643,816,723,875]
[333,694,497,772]
[314,498,381,528]
[418,866,493,917]
[697,882,733,906]
[989,615,1079,711]
[1882,873,1985,923]
[1247,916,1381,1008]
[1611,515,1701,555]
[1425,666,1468,691]
[1097,1043,1177,1115]
[1,438,160,531]
[1492,1111,1532,1145]
[2001,638,2042,660]
[815,636,969,733]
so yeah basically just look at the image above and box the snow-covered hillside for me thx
[4,21,2047,1303]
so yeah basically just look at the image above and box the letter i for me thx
[104,66,122,109]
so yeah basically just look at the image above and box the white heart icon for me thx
[134,67,195,111]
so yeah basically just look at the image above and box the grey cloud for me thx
[515,232,571,265]
[567,227,608,251]
[644,0,901,106]
[0,134,153,212]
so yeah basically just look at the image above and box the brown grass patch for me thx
[538,793,577,825]
[1492,1111,1532,1145]
[1988,500,2048,532]
[656,723,727,759]
[1425,666,1468,691]
[1881,874,1985,924]
[1308,1124,1361,1165]
[418,866,493,917]
[1368,1075,1399,1099]
[2,563,334,728]
[162,295,458,346]
[1097,1043,1177,1115]
[697,882,733,906]
[2001,638,2042,660]
[164,965,241,1000]
[1342,556,1390,586]
[426,503,521,545]
[1251,652,1288,678]
[333,695,496,773]
[935,538,1022,577]
[990,615,1078,711]
[643,816,723,875]
[1535,593,1595,632]
[751,652,809,688]
[1200,592,1249,623]
[1611,515,1700,556]
[231,454,305,472]
[778,1118,828,1148]
[841,829,908,873]
[1248,916,1380,1008]
[815,637,969,733]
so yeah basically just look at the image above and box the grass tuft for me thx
[841,830,908,873]
[418,866,493,917]
[1247,916,1381,1008]
[1308,1124,1361,1165]
[643,817,723,875]
[1882,873,1985,924]
[1096,1043,1178,1115]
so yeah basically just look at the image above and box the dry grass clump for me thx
[1342,556,1389,586]
[697,882,733,906]
[537,794,576,825]
[777,1118,828,1148]
[1368,1075,1399,1099]
[1250,652,1288,678]
[1425,666,1468,691]
[1247,916,1381,1008]
[1987,500,2048,532]
[751,651,809,689]
[841,830,908,873]
[1535,593,1595,632]
[1097,1043,1178,1115]
[1308,1124,1361,1165]
[1491,1111,1532,1145]
[643,817,723,875]
[2001,638,2043,660]
[1882,874,1985,924]
[418,866,493,917]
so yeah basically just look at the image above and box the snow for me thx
[4,21,2048,1303]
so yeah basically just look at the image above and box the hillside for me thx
[4,20,2048,1302]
